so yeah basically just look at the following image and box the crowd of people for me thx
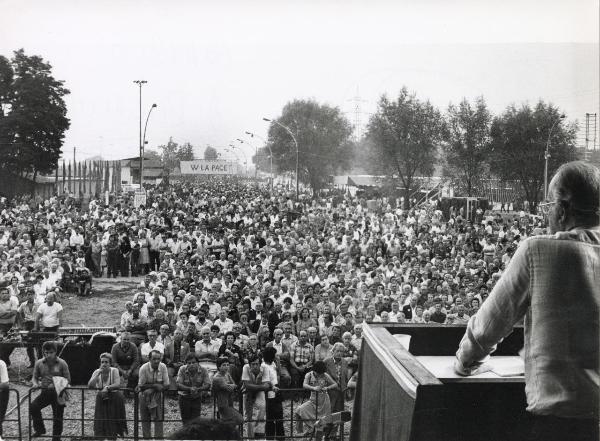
[0,177,549,439]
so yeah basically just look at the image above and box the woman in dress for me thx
[90,233,103,278]
[294,360,337,436]
[138,231,150,275]
[88,353,127,440]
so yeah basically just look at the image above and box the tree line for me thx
[262,89,578,209]
[0,49,579,209]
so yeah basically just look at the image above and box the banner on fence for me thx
[180,161,235,175]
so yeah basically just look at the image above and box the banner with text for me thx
[180,161,235,175]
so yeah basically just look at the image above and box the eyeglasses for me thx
[538,201,557,217]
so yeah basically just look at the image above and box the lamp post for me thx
[142,103,157,186]
[133,80,147,187]
[263,118,298,199]
[228,144,247,175]
[544,114,566,201]
[237,138,259,185]
[245,131,273,191]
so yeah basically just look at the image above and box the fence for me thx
[1,388,23,440]
[10,386,349,441]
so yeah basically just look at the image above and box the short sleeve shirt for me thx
[37,302,63,328]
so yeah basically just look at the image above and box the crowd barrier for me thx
[1,388,23,440]
[14,386,349,441]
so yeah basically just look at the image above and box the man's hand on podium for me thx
[454,356,493,376]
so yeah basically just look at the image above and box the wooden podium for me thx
[350,323,529,441]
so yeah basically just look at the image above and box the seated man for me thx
[125,305,148,346]
[140,329,165,364]
[111,331,140,391]
[194,326,220,377]
[165,329,190,391]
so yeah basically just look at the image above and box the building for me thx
[120,156,165,186]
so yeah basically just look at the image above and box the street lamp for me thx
[232,143,248,175]
[544,114,566,201]
[245,131,273,191]
[263,117,298,199]
[237,138,259,182]
[142,103,157,185]
[133,80,147,187]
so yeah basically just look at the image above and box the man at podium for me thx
[455,161,600,441]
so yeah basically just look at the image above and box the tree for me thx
[178,142,195,161]
[204,145,218,161]
[158,138,196,174]
[265,99,353,193]
[488,101,577,210]
[0,49,70,179]
[366,88,445,208]
[144,148,162,161]
[158,137,179,173]
[252,146,272,173]
[444,97,492,196]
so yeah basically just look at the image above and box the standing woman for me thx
[88,353,127,440]
[90,232,103,278]
[294,360,337,436]
[138,231,151,275]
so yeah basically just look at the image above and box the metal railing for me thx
[0,388,22,440]
[22,386,349,440]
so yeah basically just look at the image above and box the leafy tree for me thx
[158,137,179,172]
[158,137,196,173]
[204,145,218,161]
[444,97,492,196]
[488,101,577,209]
[265,99,353,193]
[0,49,70,179]
[252,146,273,173]
[144,148,162,161]
[178,142,195,161]
[366,88,445,208]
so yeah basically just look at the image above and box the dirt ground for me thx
[3,277,352,440]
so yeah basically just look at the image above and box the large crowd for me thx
[0,178,548,440]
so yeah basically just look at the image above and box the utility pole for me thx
[133,80,147,187]
[347,87,368,142]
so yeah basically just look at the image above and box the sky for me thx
[1,0,598,161]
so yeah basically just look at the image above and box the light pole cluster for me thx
[245,131,273,191]
[212,117,299,196]
[262,117,298,199]
[133,80,157,188]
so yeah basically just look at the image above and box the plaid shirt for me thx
[456,229,600,419]
[291,341,314,365]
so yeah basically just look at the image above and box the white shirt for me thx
[261,361,278,399]
[194,339,220,357]
[213,317,233,334]
[37,302,63,328]
[140,341,165,359]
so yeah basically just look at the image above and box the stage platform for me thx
[350,323,528,441]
